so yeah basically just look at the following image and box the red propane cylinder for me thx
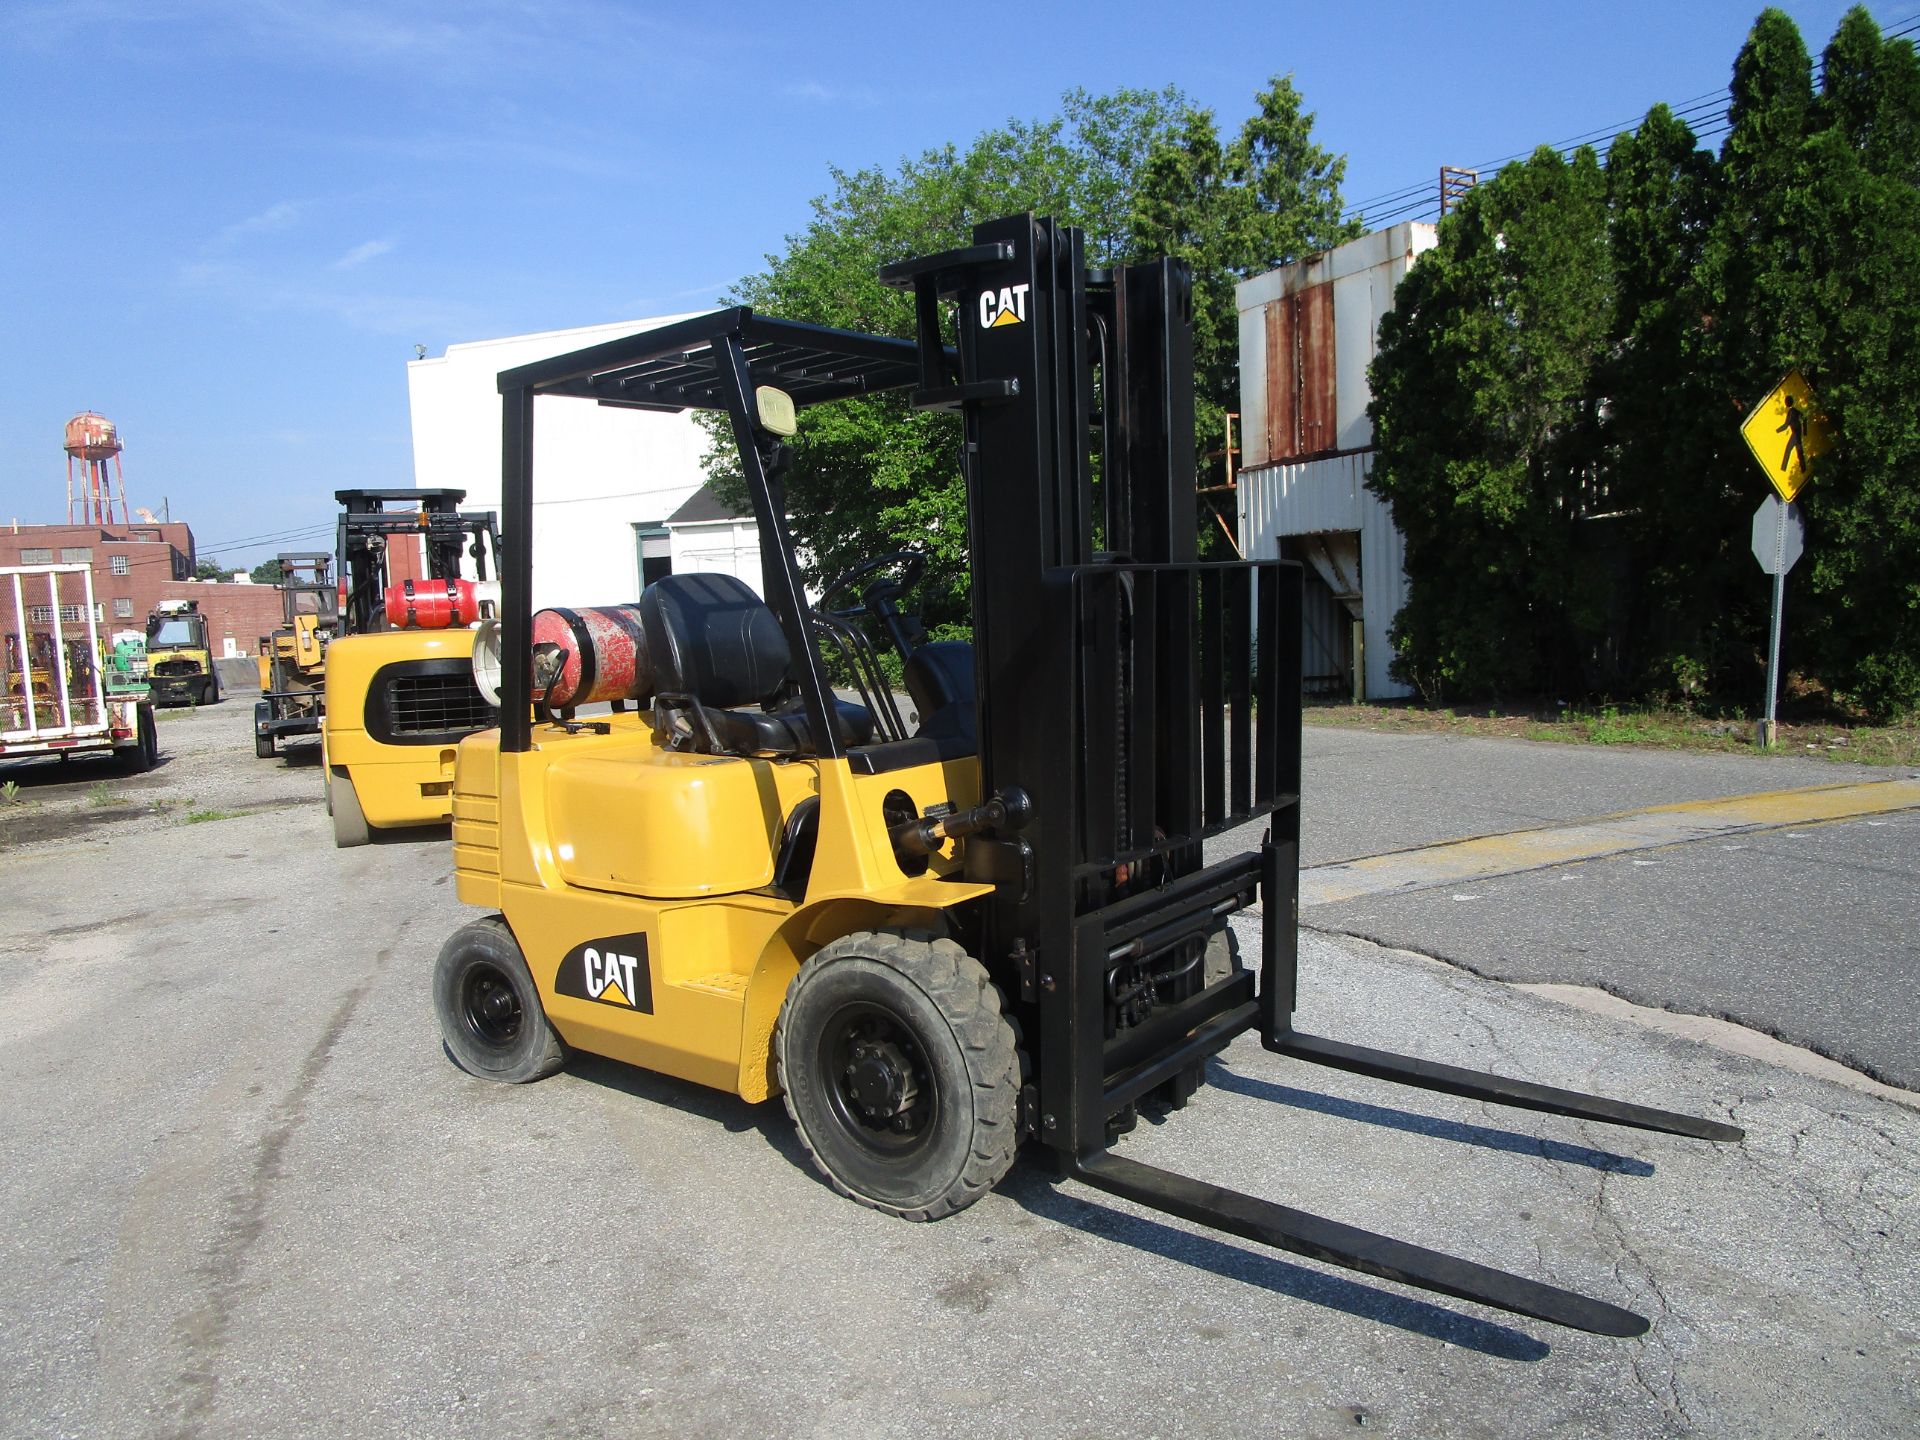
[386,577,481,630]
[531,604,654,709]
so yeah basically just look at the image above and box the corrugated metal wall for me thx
[1234,222,1434,700]
[1237,455,1407,700]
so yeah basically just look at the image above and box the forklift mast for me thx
[274,553,338,627]
[333,488,499,637]
[880,214,1736,1336]
[883,214,1302,1160]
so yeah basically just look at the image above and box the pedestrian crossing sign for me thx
[1740,369,1830,502]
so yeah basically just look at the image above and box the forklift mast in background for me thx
[333,488,499,637]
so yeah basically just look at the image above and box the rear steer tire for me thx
[202,676,219,706]
[329,767,369,848]
[776,930,1021,1222]
[434,917,567,1084]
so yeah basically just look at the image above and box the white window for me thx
[28,603,103,624]
[60,547,92,564]
[19,547,51,564]
[110,554,130,575]
[114,597,133,618]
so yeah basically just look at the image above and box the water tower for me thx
[65,411,131,527]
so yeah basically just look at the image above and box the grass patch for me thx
[181,807,238,824]
[86,781,117,807]
[1305,700,1920,766]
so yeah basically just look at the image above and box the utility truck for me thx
[430,214,1739,1336]
[2,564,158,771]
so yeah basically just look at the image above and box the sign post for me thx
[1741,371,1825,749]
[1750,496,1805,748]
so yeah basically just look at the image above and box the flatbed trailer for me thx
[1,564,157,770]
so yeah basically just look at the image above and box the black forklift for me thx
[438,212,1738,1338]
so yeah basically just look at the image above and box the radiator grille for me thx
[386,671,493,736]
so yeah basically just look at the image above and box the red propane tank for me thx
[531,604,654,709]
[386,577,481,630]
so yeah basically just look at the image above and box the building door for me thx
[633,523,671,594]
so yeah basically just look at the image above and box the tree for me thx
[1367,146,1613,699]
[194,559,226,582]
[714,79,1356,610]
[1129,78,1360,515]
[1368,6,1920,718]
[1791,7,1920,714]
[250,559,284,585]
[713,95,1179,627]
[1601,104,1748,698]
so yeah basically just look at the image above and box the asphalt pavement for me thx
[1,706,1915,1438]
[1288,728,1920,1091]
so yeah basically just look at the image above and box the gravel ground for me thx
[0,683,319,853]
[1,708,1915,1437]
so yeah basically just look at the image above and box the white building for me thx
[1235,222,1436,700]
[407,315,765,612]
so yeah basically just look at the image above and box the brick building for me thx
[1,520,196,642]
[0,521,290,660]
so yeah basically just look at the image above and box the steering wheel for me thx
[815,550,928,621]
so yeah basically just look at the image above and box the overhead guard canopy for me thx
[495,307,930,412]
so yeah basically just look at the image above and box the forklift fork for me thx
[1070,862,1741,1334]
[1054,838,1742,1337]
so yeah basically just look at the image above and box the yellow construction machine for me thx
[253,553,335,757]
[319,489,500,846]
[430,216,1740,1337]
[144,598,219,707]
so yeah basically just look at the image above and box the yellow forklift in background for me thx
[320,488,500,847]
[253,553,336,757]
[431,215,1739,1337]
[145,598,219,706]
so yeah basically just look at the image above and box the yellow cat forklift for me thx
[432,214,1739,1336]
[319,488,500,847]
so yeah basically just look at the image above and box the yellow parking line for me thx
[1301,779,1920,908]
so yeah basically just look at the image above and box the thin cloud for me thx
[216,199,306,247]
[623,279,731,313]
[331,238,396,270]
[782,79,879,107]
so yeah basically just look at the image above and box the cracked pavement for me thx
[0,709,1915,1437]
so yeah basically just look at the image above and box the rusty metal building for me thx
[1235,222,1436,699]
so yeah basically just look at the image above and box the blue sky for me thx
[0,0,1891,569]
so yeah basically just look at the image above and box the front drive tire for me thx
[329,767,369,847]
[433,917,567,1084]
[776,930,1021,1222]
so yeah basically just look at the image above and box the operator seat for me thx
[637,573,873,756]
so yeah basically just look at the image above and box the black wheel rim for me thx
[817,1000,938,1159]
[460,962,523,1048]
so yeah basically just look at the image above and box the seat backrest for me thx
[637,573,790,709]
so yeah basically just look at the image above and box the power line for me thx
[1345,11,1920,228]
